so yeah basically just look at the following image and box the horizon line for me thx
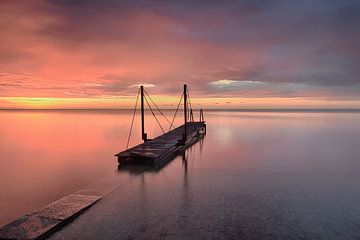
[1,108,360,111]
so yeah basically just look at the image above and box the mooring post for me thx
[183,84,187,145]
[140,85,147,142]
[200,108,203,122]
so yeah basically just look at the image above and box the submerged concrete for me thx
[0,194,101,240]
[32,194,102,221]
[0,173,132,240]
[0,215,61,240]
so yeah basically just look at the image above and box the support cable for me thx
[126,88,140,149]
[187,89,193,112]
[187,100,190,122]
[143,89,172,126]
[190,109,194,122]
[187,89,194,122]
[144,94,165,134]
[169,93,183,131]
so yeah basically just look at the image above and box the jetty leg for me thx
[183,84,187,145]
[140,86,147,142]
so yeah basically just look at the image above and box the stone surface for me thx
[0,214,60,240]
[33,194,101,220]
[0,194,101,240]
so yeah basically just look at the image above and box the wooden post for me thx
[190,109,194,122]
[183,84,187,144]
[200,108,205,122]
[140,86,147,142]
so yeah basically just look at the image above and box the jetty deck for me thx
[116,122,206,166]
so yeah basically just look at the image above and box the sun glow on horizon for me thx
[1,96,360,110]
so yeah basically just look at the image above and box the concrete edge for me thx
[0,194,102,240]
[0,173,128,240]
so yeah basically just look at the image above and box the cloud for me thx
[0,0,359,104]
[209,80,264,90]
[130,84,155,88]
[207,79,360,98]
[84,83,104,87]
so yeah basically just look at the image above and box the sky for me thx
[0,0,360,109]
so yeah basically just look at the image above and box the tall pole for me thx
[140,85,147,142]
[183,84,187,144]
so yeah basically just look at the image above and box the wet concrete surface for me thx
[0,193,102,239]
[0,215,61,240]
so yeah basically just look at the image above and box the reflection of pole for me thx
[182,151,187,172]
[141,86,147,142]
[183,84,187,145]
[182,151,189,212]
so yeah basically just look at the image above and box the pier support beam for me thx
[182,84,187,145]
[140,86,147,142]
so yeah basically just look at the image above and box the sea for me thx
[1,109,360,232]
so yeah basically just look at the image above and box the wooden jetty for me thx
[115,84,206,166]
[116,122,205,165]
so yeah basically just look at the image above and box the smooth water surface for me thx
[1,110,360,229]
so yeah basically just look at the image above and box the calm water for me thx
[1,110,360,228]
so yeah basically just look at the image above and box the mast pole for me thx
[183,84,187,144]
[140,85,147,142]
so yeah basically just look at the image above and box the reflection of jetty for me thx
[116,84,206,166]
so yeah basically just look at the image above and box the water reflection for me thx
[1,110,360,229]
[182,151,188,172]
[117,155,177,175]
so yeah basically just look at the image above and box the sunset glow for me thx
[1,0,359,109]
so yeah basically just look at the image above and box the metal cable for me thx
[125,88,140,149]
[186,89,194,122]
[143,89,172,126]
[187,89,193,111]
[144,94,165,134]
[169,93,183,131]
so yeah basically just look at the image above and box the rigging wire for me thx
[169,92,183,131]
[125,88,140,149]
[188,100,191,122]
[143,89,172,126]
[186,89,192,122]
[125,86,198,149]
[187,89,193,111]
[186,89,194,122]
[144,94,165,134]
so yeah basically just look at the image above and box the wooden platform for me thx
[115,122,206,166]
